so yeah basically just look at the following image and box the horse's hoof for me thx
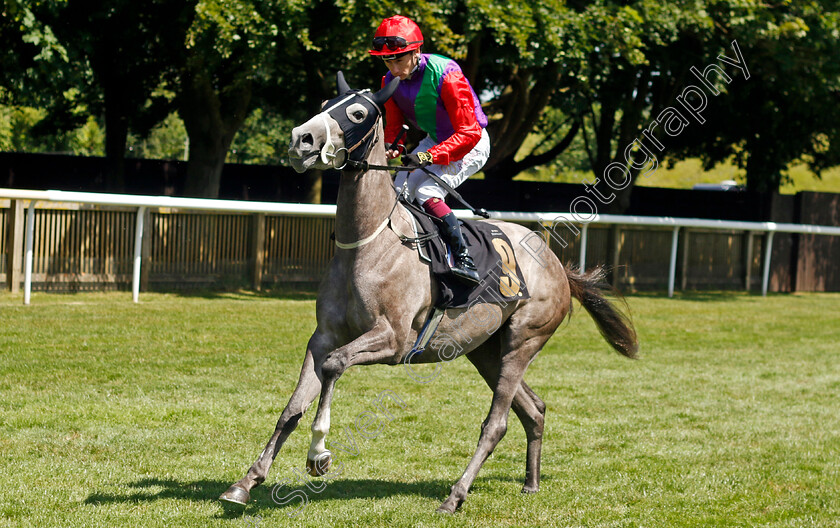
[306,450,332,477]
[436,499,459,514]
[219,485,250,507]
[521,485,539,494]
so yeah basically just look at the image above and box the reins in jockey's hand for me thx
[344,158,490,219]
[414,166,489,219]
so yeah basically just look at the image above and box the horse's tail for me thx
[566,265,639,359]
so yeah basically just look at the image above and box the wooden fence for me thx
[4,199,833,294]
[1,201,338,292]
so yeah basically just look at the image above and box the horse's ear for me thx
[373,77,400,109]
[336,71,352,95]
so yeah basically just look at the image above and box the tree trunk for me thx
[483,120,580,180]
[183,133,230,198]
[745,142,783,193]
[483,65,560,179]
[103,82,129,192]
[178,69,251,199]
[584,68,652,214]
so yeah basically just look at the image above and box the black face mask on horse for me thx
[315,71,400,170]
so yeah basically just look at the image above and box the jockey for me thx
[369,15,490,286]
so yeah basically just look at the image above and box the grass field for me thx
[1,291,839,527]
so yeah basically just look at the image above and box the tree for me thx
[5,0,840,206]
[666,1,840,192]
[56,0,195,188]
[555,1,718,212]
[2,1,194,187]
[500,1,840,210]
[175,1,268,197]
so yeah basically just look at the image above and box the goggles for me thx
[371,36,422,52]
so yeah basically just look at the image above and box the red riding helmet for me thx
[368,15,424,57]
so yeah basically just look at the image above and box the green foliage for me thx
[0,102,110,155]
[67,115,105,156]
[228,108,296,165]
[3,1,840,198]
[0,104,44,151]
[664,0,840,191]
[127,113,188,161]
[11,0,68,62]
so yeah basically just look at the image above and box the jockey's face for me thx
[383,50,420,81]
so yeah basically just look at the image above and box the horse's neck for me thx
[334,125,395,246]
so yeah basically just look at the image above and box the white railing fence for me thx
[3,187,840,305]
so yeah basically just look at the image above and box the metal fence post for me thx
[132,206,146,303]
[668,226,680,298]
[762,230,776,296]
[579,223,588,271]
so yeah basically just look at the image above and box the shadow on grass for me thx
[160,286,320,301]
[84,478,230,506]
[84,476,457,517]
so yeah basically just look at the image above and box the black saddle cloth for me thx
[403,204,530,309]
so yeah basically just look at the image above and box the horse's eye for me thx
[346,103,367,123]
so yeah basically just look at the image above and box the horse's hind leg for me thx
[466,348,546,494]
[439,348,539,512]
[517,380,546,493]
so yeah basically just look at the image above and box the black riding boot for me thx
[440,212,480,286]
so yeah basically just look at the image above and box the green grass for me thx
[513,157,840,194]
[635,159,840,194]
[1,291,839,527]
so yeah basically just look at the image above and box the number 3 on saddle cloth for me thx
[403,205,530,309]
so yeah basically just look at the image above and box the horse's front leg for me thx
[220,333,328,506]
[306,319,399,475]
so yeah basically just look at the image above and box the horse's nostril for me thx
[301,133,314,148]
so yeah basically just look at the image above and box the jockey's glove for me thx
[402,151,433,169]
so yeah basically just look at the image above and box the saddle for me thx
[397,199,530,309]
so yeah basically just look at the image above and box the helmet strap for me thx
[406,50,421,80]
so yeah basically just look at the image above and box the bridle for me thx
[318,89,383,171]
[313,87,397,249]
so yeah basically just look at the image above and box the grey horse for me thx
[219,72,638,514]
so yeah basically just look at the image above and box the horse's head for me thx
[288,71,400,173]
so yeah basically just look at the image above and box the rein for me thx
[333,187,405,250]
[344,160,490,219]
